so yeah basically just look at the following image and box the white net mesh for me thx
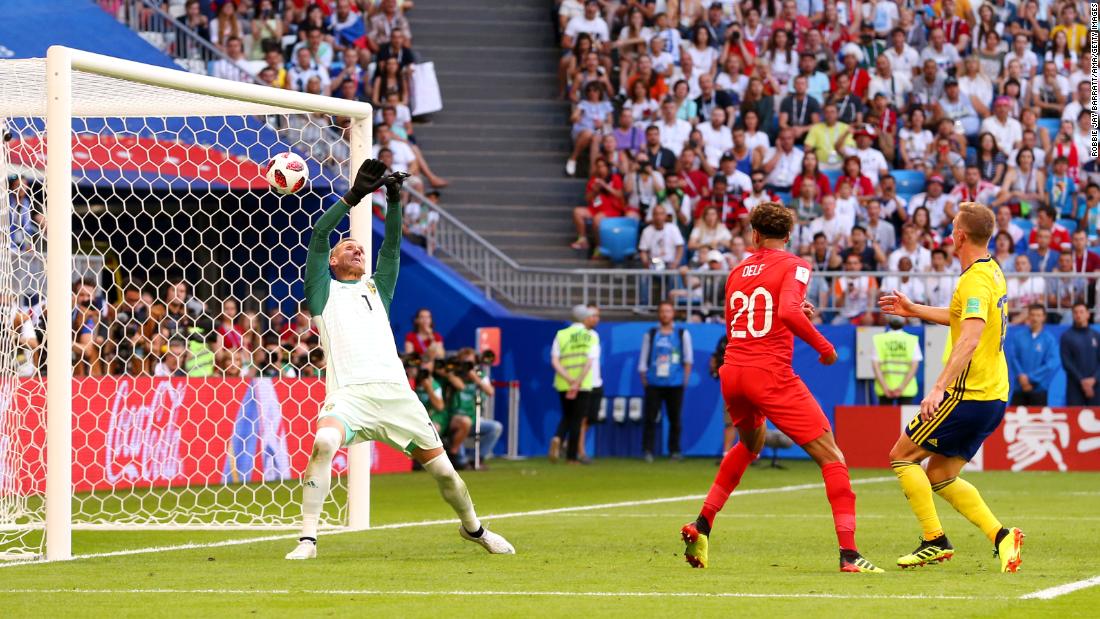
[0,56,373,558]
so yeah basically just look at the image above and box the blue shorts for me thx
[905,395,1006,461]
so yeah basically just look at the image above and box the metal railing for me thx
[97,0,265,85]
[398,191,1100,318]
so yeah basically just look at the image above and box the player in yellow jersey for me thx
[878,203,1024,573]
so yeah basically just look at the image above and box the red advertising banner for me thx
[836,405,1100,471]
[9,377,411,495]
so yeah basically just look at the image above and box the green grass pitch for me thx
[1,459,1097,617]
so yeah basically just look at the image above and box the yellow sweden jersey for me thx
[947,257,1009,401]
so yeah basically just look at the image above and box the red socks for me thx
[821,461,857,551]
[700,442,757,528]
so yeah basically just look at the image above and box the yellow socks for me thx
[933,477,1003,543]
[892,461,944,541]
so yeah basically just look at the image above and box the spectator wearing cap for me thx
[839,126,889,185]
[694,74,736,126]
[715,151,753,195]
[951,164,1000,207]
[868,55,912,111]
[1028,206,1071,252]
[789,52,831,104]
[981,97,1023,158]
[761,128,803,195]
[935,77,981,141]
[884,27,920,76]
[911,59,946,108]
[908,175,956,230]
[834,45,871,100]
[698,108,734,169]
[778,75,821,146]
[1026,228,1061,273]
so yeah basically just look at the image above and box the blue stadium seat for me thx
[1037,117,1062,138]
[823,168,842,189]
[966,146,977,162]
[1014,217,1034,237]
[891,169,926,195]
[598,217,639,264]
[1060,218,1078,233]
[774,191,791,205]
[898,192,918,206]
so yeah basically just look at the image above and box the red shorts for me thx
[718,364,832,446]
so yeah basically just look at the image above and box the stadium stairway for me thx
[409,0,592,271]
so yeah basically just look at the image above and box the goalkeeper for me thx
[286,159,514,559]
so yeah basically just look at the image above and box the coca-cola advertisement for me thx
[8,377,411,495]
[836,405,1100,471]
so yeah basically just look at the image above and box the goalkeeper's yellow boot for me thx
[840,549,885,573]
[897,535,954,568]
[995,527,1024,573]
[681,522,709,568]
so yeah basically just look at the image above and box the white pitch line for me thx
[1021,575,1100,600]
[0,476,893,569]
[0,588,1001,601]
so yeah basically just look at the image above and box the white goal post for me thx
[0,46,376,561]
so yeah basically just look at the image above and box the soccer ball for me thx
[264,152,309,195]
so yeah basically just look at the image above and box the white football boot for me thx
[285,539,318,560]
[459,526,516,554]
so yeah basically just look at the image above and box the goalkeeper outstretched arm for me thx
[303,159,405,316]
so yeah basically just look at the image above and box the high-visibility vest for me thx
[186,328,216,377]
[553,323,595,392]
[873,329,919,397]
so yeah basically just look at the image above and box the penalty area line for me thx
[0,476,893,569]
[1020,575,1100,600]
[0,588,1002,601]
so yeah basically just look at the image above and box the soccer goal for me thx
[0,46,377,561]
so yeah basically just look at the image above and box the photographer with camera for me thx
[406,354,449,439]
[436,348,502,469]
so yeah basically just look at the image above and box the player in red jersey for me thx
[680,202,883,573]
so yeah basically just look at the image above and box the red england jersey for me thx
[723,247,834,370]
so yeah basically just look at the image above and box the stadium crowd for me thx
[558,0,1100,322]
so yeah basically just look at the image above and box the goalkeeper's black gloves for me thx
[342,158,388,206]
[383,171,410,204]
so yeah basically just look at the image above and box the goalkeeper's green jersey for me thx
[304,198,405,391]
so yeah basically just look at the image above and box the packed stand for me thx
[557,0,1099,322]
[150,1,448,242]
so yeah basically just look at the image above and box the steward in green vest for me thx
[872,317,922,405]
[552,323,596,392]
[186,328,217,377]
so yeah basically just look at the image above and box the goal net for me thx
[0,47,377,560]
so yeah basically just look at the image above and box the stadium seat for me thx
[891,169,926,195]
[774,191,791,205]
[1037,117,1062,137]
[598,217,640,264]
[1060,218,1078,233]
[823,168,842,189]
[966,146,976,162]
[1014,217,1034,237]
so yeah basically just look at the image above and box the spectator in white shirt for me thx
[993,205,1026,246]
[762,128,804,193]
[1007,254,1047,321]
[638,204,686,268]
[888,224,933,271]
[865,201,897,253]
[288,47,331,94]
[907,175,956,230]
[656,97,693,156]
[809,195,849,248]
[210,37,253,83]
[884,27,920,76]
[832,253,878,325]
[881,256,928,314]
[698,108,733,169]
[562,0,611,51]
[980,97,1024,157]
[919,27,961,73]
[1003,33,1039,78]
[868,55,912,110]
[840,127,890,185]
[292,27,335,70]
[925,249,958,307]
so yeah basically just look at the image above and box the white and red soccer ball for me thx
[264,152,309,195]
